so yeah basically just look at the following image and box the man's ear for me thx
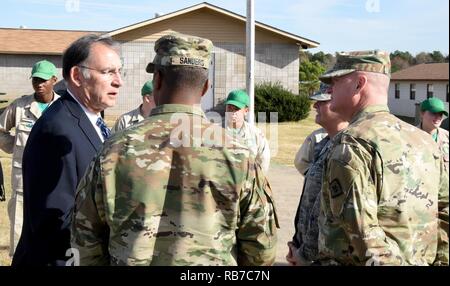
[51,76,58,84]
[70,66,83,87]
[200,79,209,97]
[356,74,368,92]
[153,71,163,90]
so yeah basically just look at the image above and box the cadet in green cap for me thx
[317,50,448,266]
[72,33,278,266]
[0,59,60,257]
[418,97,449,171]
[112,80,156,133]
[224,89,271,173]
[287,82,348,266]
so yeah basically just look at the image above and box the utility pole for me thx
[246,0,255,125]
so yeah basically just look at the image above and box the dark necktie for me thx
[96,117,111,141]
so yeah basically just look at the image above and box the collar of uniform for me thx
[131,105,145,122]
[350,105,390,125]
[150,104,206,119]
[313,128,328,143]
[226,120,245,133]
[315,135,331,159]
[24,91,56,108]
[26,91,59,117]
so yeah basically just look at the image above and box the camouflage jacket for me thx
[293,135,331,265]
[71,104,279,266]
[436,128,449,172]
[318,105,449,266]
[417,123,449,173]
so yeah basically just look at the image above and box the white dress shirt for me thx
[67,89,105,142]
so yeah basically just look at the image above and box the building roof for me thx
[0,2,319,55]
[107,2,319,49]
[0,28,101,55]
[391,63,449,81]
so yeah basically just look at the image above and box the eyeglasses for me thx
[78,65,123,80]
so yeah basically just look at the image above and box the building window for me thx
[395,83,400,99]
[410,83,416,100]
[427,84,434,98]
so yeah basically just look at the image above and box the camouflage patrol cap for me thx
[146,33,213,73]
[320,50,391,84]
[309,82,331,101]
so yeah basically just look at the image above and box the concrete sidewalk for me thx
[266,163,303,266]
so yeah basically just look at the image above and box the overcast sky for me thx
[2,0,449,55]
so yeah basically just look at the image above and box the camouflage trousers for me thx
[7,166,23,257]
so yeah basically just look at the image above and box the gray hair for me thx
[62,34,120,80]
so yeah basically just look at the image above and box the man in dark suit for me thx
[12,34,123,266]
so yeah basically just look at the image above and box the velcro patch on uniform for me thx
[171,56,206,68]
[330,179,344,198]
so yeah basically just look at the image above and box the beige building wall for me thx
[108,41,299,116]
[109,8,300,116]
[113,9,296,44]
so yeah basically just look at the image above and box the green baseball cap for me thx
[320,50,391,84]
[309,82,331,101]
[141,80,154,96]
[420,98,448,116]
[30,60,57,80]
[146,33,213,73]
[225,90,249,109]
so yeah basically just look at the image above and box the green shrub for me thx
[255,82,310,122]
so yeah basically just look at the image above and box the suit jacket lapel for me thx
[61,91,102,152]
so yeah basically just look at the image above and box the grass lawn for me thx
[264,109,319,166]
[0,101,319,266]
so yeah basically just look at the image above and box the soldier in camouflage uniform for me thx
[417,97,449,172]
[317,50,449,266]
[286,83,348,266]
[112,80,156,133]
[71,33,279,266]
[0,60,60,257]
